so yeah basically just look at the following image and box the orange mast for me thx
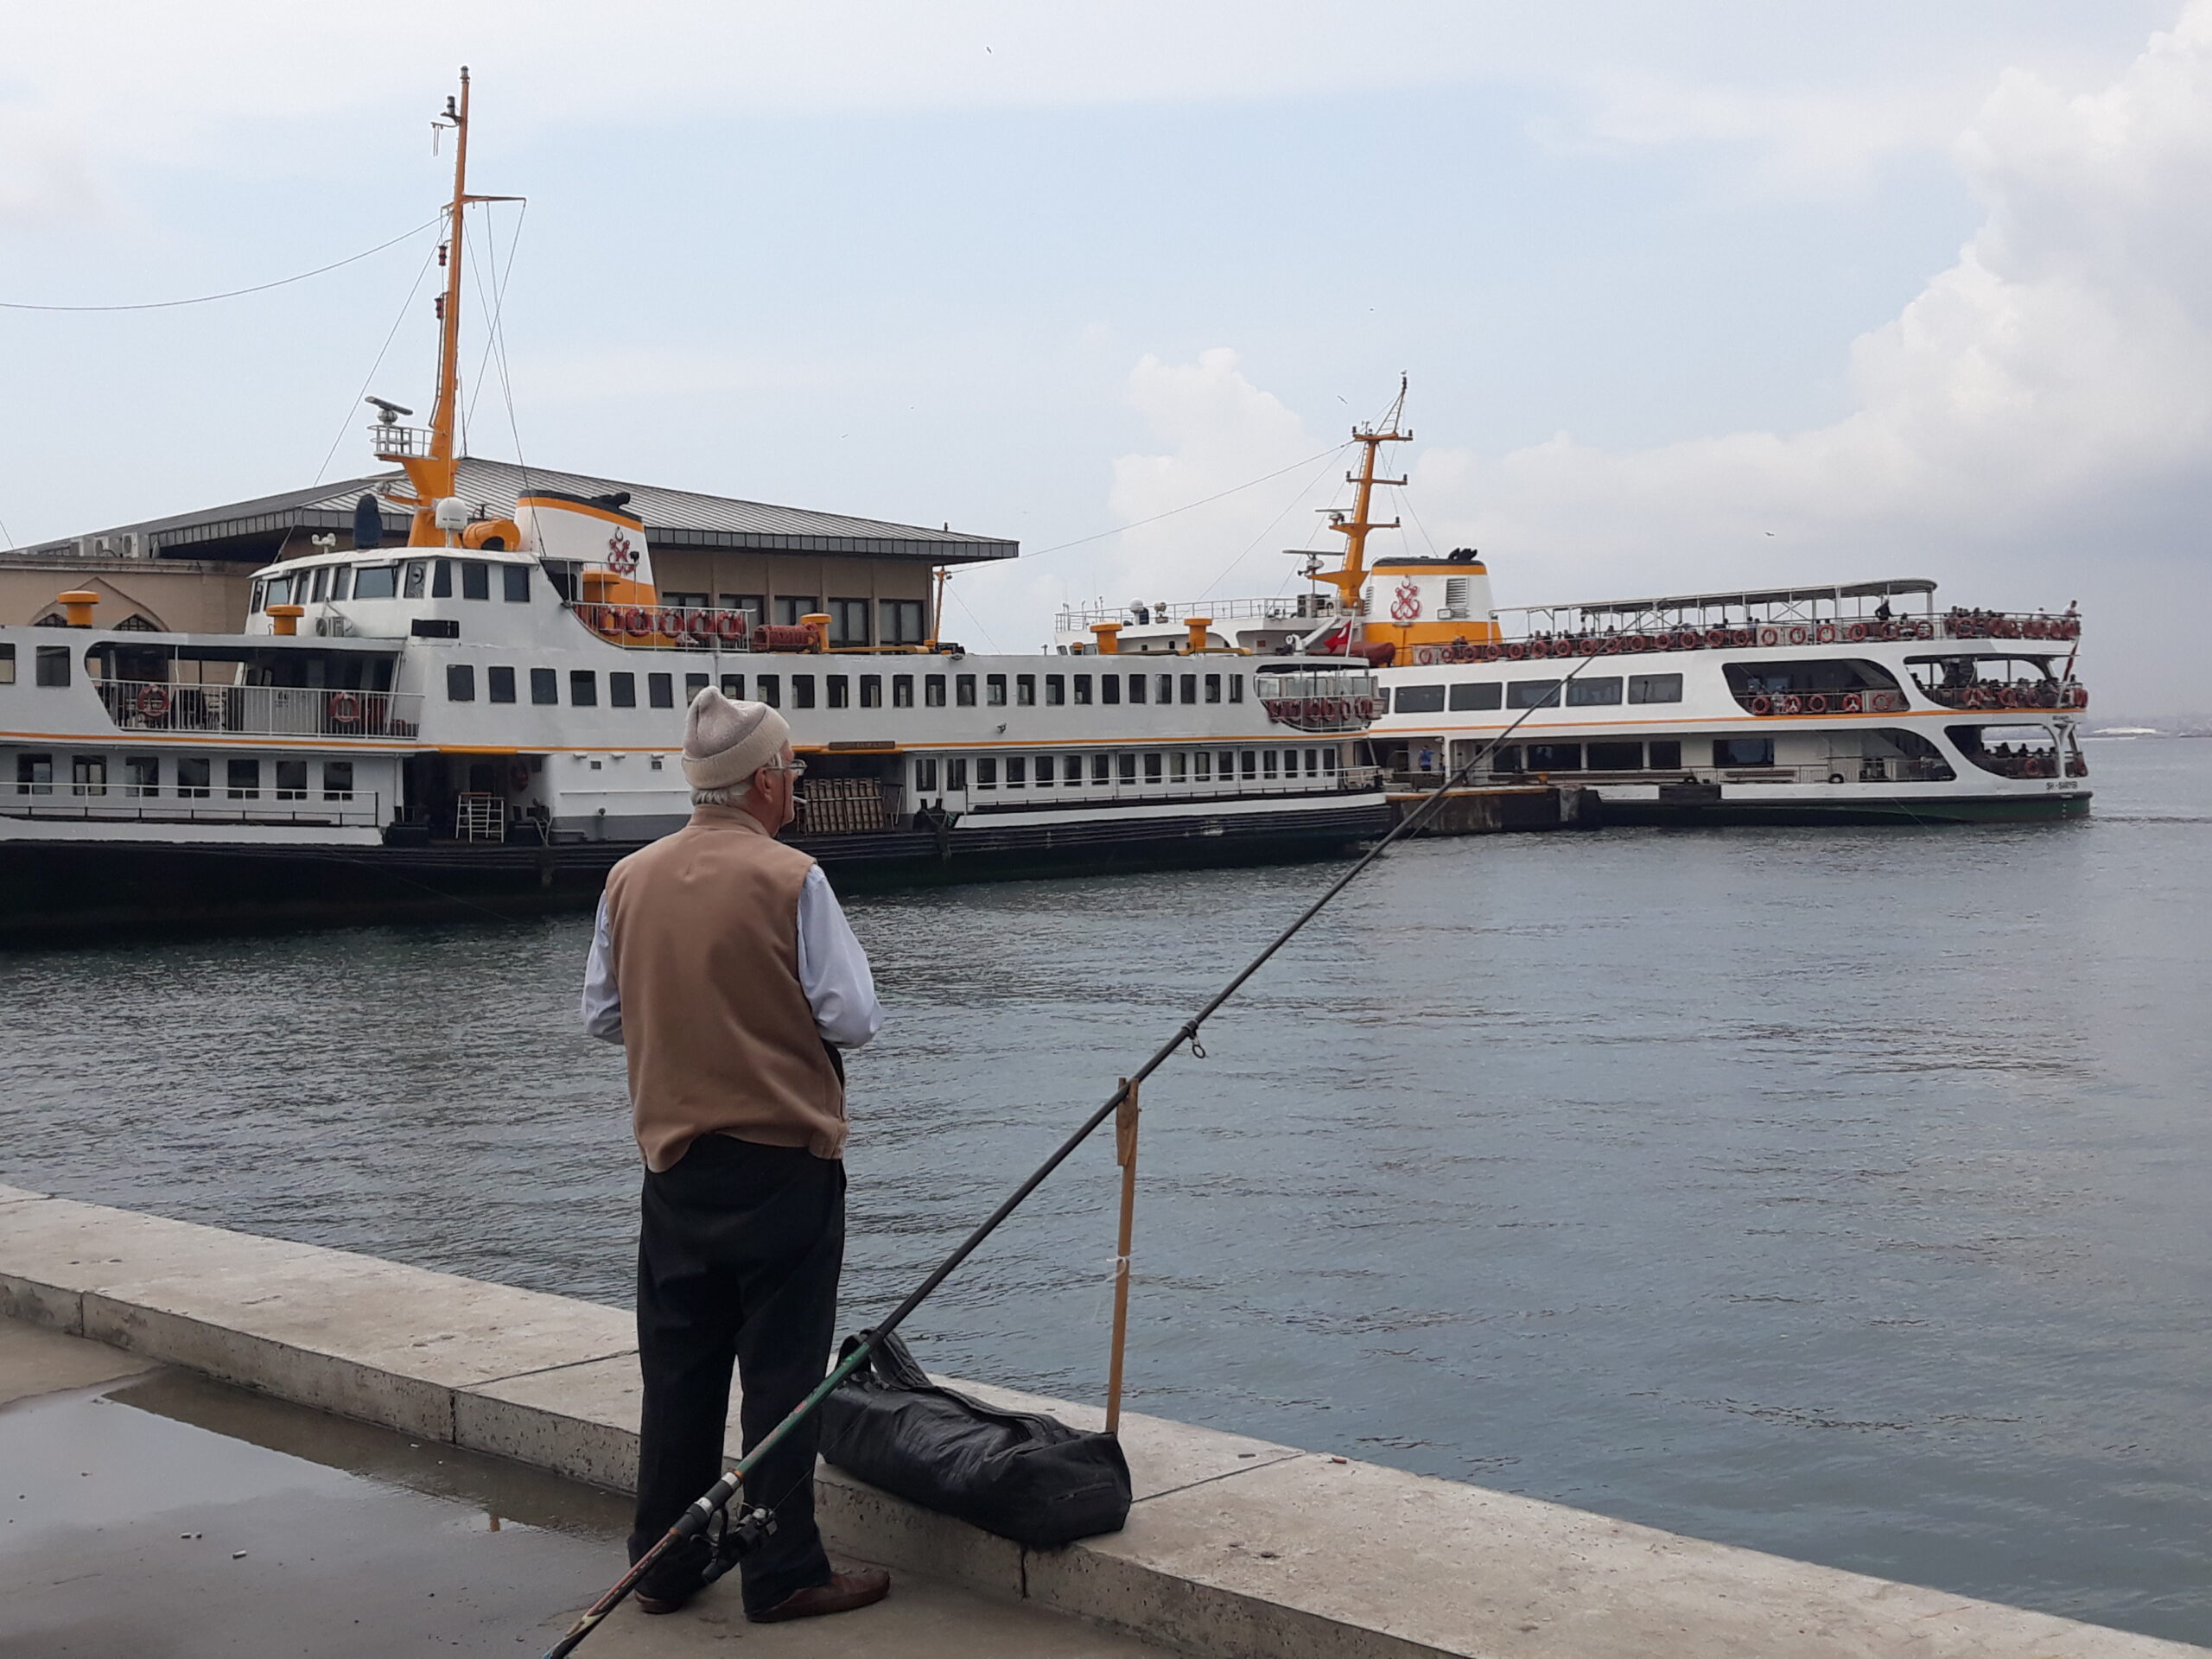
[1308,376,1413,614]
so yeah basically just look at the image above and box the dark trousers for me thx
[631,1135,845,1614]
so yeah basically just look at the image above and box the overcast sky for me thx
[3,2,2203,712]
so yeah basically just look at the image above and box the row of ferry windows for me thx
[15,753,355,799]
[911,747,1338,791]
[1389,673,1684,714]
[445,665,1251,710]
[256,560,532,610]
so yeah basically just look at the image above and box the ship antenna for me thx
[1310,372,1411,617]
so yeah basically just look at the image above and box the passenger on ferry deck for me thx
[581,689,889,1626]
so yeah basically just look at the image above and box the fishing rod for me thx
[541,647,1606,1656]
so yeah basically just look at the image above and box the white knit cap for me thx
[681,688,791,791]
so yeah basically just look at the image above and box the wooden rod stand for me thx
[1104,1077,1141,1434]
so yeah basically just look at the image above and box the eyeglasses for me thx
[762,759,808,777]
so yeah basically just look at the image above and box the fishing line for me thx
[1,218,441,312]
[1027,443,1354,560]
[315,238,444,485]
[540,649,1608,1656]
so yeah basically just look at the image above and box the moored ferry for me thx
[0,76,1383,936]
[1055,387,2090,826]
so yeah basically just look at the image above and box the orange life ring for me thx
[1506,642,1526,660]
[1807,693,1829,714]
[1847,623,1867,642]
[1703,628,1724,647]
[1734,629,1754,647]
[1759,628,1779,646]
[1782,695,1803,715]
[1414,645,1437,665]
[136,683,171,719]
[1879,621,1898,640]
[622,607,651,638]
[1482,643,1502,662]
[328,690,362,724]
[1915,620,1935,639]
[684,608,710,637]
[1816,624,1838,645]
[1749,695,1771,715]
[716,608,748,640]
[654,607,681,637]
[1788,626,1808,645]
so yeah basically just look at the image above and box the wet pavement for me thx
[0,1318,1163,1657]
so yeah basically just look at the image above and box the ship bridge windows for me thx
[1045,675,1065,705]
[987,674,1007,706]
[826,674,849,709]
[354,564,399,600]
[1017,674,1036,706]
[1074,675,1092,705]
[1128,674,1145,704]
[432,561,452,598]
[793,675,817,709]
[308,567,329,603]
[1102,675,1121,705]
[757,674,779,707]
[504,564,531,602]
[893,674,913,708]
[404,562,428,599]
[328,565,352,601]
[956,674,976,707]
[462,561,491,601]
[860,673,881,709]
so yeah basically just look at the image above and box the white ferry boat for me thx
[1056,389,2089,826]
[0,76,1383,936]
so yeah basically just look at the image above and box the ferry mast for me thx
[1308,375,1413,619]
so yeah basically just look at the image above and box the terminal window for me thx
[880,599,925,645]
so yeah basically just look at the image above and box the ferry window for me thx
[227,758,260,799]
[1036,754,1055,785]
[1127,674,1145,704]
[176,757,211,798]
[1117,753,1137,784]
[3,643,20,682]
[793,675,817,709]
[1179,674,1197,704]
[1091,753,1111,784]
[310,566,329,603]
[914,757,939,792]
[1144,752,1163,783]
[1394,683,1446,714]
[956,675,976,707]
[1102,675,1122,706]
[1229,676,1245,703]
[1169,752,1187,782]
[1205,673,1221,703]
[1507,678,1561,709]
[1588,741,1643,770]
[1492,746,1522,772]
[530,668,557,705]
[542,561,581,601]
[1262,751,1279,780]
[354,563,397,599]
[827,675,849,709]
[774,596,819,626]
[880,599,925,645]
[16,753,54,794]
[1006,757,1027,786]
[72,754,105,797]
[35,646,69,687]
[487,666,516,703]
[504,564,531,602]
[829,599,870,646]
[264,575,291,607]
[569,670,598,707]
[124,756,158,796]
[610,671,638,709]
[925,675,947,707]
[1073,675,1092,705]
[329,565,352,601]
[1528,742,1582,771]
[1306,748,1320,775]
[1716,737,1775,766]
[404,562,428,599]
[721,594,764,625]
[432,560,454,599]
[251,581,265,611]
[947,758,968,791]
[893,674,914,708]
[1567,677,1623,708]
[1046,674,1065,706]
[447,664,477,702]
[987,675,1007,706]
[462,562,491,601]
[1218,748,1235,779]
[1649,740,1683,770]
[1628,673,1684,705]
[757,675,779,708]
[1016,674,1036,706]
[711,673,734,699]
[648,672,674,709]
[323,760,354,800]
[1449,682,1502,711]
[1323,748,1338,773]
[660,592,709,611]
[1194,752,1211,783]
[861,674,882,709]
[275,760,308,800]
[976,758,998,788]
[1154,675,1172,704]
[1240,750,1257,779]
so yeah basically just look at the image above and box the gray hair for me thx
[690,782,755,809]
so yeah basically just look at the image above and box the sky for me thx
[1,2,2204,714]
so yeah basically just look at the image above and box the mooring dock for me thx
[1,1183,2200,1659]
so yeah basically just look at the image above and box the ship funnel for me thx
[515,490,654,590]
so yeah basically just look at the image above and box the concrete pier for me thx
[1,1181,2200,1659]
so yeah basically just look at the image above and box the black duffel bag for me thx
[817,1330,1132,1548]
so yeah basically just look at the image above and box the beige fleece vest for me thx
[601,805,846,1172]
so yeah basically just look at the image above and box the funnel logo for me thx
[607,531,638,575]
[1389,576,1421,622]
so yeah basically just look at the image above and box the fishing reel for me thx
[699,1502,779,1586]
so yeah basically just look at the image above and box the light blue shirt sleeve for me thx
[798,866,883,1049]
[581,872,881,1050]
[582,895,624,1044]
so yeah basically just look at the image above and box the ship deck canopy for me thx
[1504,578,1938,629]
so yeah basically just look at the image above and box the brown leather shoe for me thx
[747,1567,890,1624]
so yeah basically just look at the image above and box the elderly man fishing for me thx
[582,689,889,1623]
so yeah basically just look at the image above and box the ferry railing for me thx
[1400,761,1959,788]
[1729,689,1915,716]
[1055,595,1332,631]
[94,680,422,740]
[1392,613,2083,666]
[1911,679,2088,712]
[953,767,1382,814]
[2,791,385,828]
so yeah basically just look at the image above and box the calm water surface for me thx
[5,741,2209,1643]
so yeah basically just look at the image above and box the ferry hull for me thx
[0,798,1389,938]
[1590,791,2092,828]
